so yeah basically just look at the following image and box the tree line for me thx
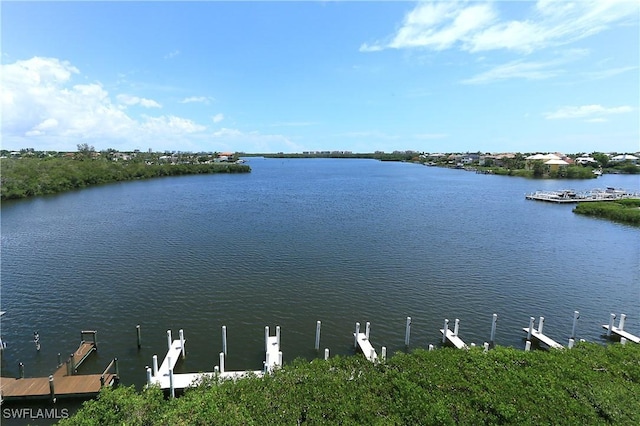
[0,157,250,200]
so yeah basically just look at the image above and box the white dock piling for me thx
[527,317,534,340]
[538,316,545,334]
[454,319,460,337]
[490,314,497,344]
[276,326,281,347]
[315,321,321,350]
[405,317,411,346]
[607,313,616,336]
[428,344,434,351]
[179,329,185,359]
[442,319,449,343]
[365,322,370,340]
[152,355,158,376]
[324,348,329,360]
[621,337,627,345]
[568,338,575,349]
[167,330,172,351]
[382,346,387,360]
[354,322,360,348]
[146,367,152,385]
[214,366,219,374]
[619,314,626,331]
[222,326,227,356]
[136,325,142,349]
[278,351,283,366]
[525,341,531,351]
[219,352,225,374]
[169,368,175,398]
[265,326,269,351]
[483,342,489,352]
[571,311,580,339]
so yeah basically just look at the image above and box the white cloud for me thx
[117,94,162,108]
[544,104,633,119]
[1,57,209,151]
[462,49,588,84]
[164,50,180,59]
[180,96,212,104]
[362,0,638,53]
[581,66,638,81]
[212,113,224,123]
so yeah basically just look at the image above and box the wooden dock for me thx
[0,331,119,402]
[525,188,640,203]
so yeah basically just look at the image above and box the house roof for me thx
[544,159,570,165]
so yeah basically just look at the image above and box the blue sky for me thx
[2,1,638,154]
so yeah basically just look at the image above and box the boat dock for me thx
[147,327,282,395]
[603,313,640,344]
[522,317,564,349]
[440,319,469,349]
[0,331,119,402]
[353,322,378,362]
[525,188,640,203]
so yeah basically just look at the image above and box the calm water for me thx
[1,158,639,389]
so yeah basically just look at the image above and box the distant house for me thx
[575,156,598,165]
[544,159,570,171]
[610,154,638,164]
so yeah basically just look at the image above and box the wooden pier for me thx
[602,313,640,344]
[523,317,564,349]
[0,331,119,402]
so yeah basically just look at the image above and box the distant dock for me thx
[0,331,119,402]
[526,187,640,203]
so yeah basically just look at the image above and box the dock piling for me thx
[49,375,55,403]
[538,317,545,334]
[365,322,370,340]
[152,355,158,376]
[490,314,497,345]
[222,326,227,356]
[276,326,281,347]
[169,368,175,398]
[146,367,152,386]
[405,317,411,346]
[315,321,321,350]
[428,344,434,351]
[483,342,489,352]
[525,340,531,351]
[70,353,76,374]
[442,319,449,343]
[19,362,24,378]
[57,353,62,368]
[619,314,626,331]
[136,325,141,349]
[568,338,575,349]
[179,329,185,359]
[382,346,387,361]
[454,319,460,337]
[219,352,225,374]
[621,337,627,345]
[265,326,269,351]
[354,323,360,348]
[527,317,534,340]
[608,313,616,336]
[324,348,329,360]
[167,330,172,352]
[571,311,580,339]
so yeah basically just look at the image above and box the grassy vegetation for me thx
[59,343,640,425]
[0,158,250,200]
[573,198,640,226]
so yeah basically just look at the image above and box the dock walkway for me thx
[0,331,118,402]
[353,322,378,362]
[440,319,469,349]
[523,317,563,349]
[603,313,640,344]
